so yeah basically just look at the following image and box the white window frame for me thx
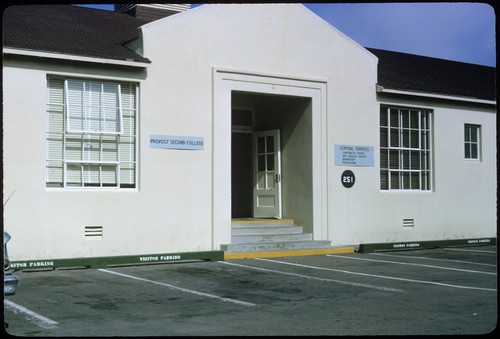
[464,124,481,161]
[380,105,433,191]
[46,77,137,189]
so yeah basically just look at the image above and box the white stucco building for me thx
[2,4,496,267]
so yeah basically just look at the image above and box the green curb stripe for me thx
[10,250,224,271]
[10,238,496,270]
[357,237,496,253]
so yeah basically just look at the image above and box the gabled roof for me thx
[368,48,495,101]
[2,5,151,64]
[2,5,495,102]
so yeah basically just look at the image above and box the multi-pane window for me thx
[464,124,480,160]
[380,106,432,191]
[46,77,137,188]
[66,80,123,134]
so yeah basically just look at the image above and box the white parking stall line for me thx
[261,258,496,292]
[221,260,404,292]
[98,268,257,307]
[370,252,497,267]
[4,299,58,329]
[444,248,497,254]
[327,254,496,275]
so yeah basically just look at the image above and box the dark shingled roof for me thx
[367,48,496,101]
[2,5,151,64]
[3,5,496,102]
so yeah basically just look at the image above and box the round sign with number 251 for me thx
[341,170,355,188]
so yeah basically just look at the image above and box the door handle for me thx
[275,174,281,183]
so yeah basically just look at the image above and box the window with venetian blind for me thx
[380,105,432,191]
[46,77,137,188]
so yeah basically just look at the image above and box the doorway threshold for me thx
[232,218,294,223]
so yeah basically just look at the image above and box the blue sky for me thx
[78,3,496,67]
[304,3,495,67]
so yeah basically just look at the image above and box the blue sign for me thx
[150,135,204,150]
[335,144,374,167]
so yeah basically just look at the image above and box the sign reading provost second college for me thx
[335,144,374,167]
[150,135,204,150]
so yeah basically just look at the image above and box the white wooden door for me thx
[253,130,282,218]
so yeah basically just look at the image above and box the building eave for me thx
[376,85,496,106]
[3,47,151,68]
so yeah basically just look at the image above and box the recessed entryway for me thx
[212,69,328,250]
[231,92,312,222]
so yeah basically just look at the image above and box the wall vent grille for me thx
[85,225,103,239]
[403,219,414,228]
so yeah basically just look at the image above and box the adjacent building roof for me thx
[2,5,151,64]
[2,4,495,102]
[368,48,496,101]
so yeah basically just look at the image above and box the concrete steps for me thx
[221,219,332,253]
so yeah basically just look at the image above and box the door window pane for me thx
[266,136,274,152]
[267,155,275,170]
[258,137,265,154]
[258,155,266,171]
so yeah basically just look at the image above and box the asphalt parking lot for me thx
[3,245,497,336]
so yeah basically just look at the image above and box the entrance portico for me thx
[213,69,328,250]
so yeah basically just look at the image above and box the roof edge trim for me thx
[3,48,151,68]
[376,86,495,105]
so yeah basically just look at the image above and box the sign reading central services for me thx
[335,144,374,167]
[150,134,204,150]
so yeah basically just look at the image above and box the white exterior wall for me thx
[2,60,153,260]
[331,95,496,246]
[139,4,378,249]
[4,4,377,260]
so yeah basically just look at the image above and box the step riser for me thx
[221,241,332,253]
[232,221,295,228]
[232,233,312,243]
[232,226,303,235]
